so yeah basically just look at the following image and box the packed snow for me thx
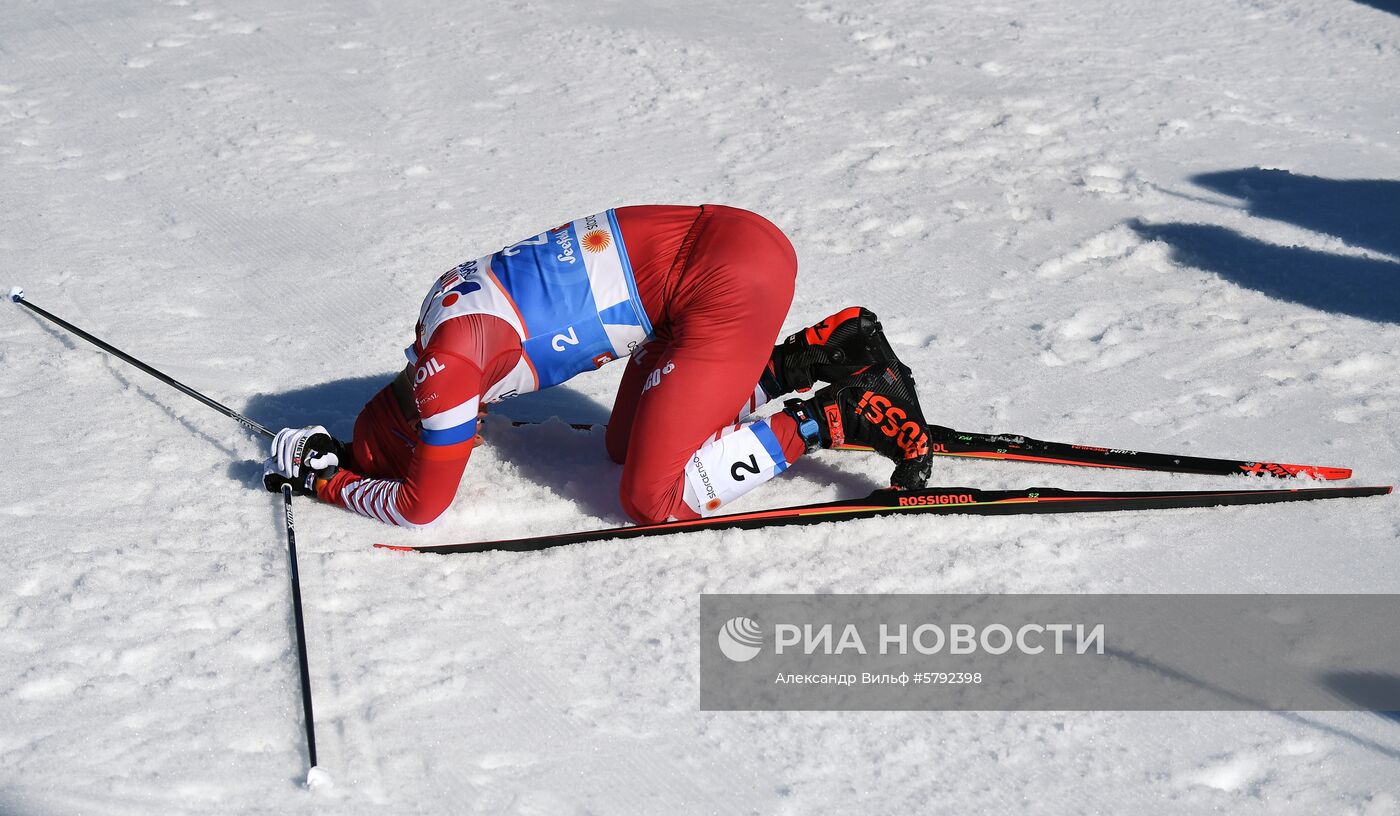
[2,0,1399,813]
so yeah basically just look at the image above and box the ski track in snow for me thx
[2,0,1400,813]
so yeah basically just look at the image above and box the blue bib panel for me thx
[411,209,654,401]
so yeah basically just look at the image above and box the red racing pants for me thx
[605,205,808,523]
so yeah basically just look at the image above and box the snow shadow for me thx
[228,372,393,488]
[1110,648,1400,760]
[487,384,613,425]
[474,387,626,519]
[1131,169,1400,324]
[244,372,393,440]
[1194,169,1400,259]
[1353,0,1400,16]
[1321,671,1400,725]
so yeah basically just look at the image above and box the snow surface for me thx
[3,0,1400,813]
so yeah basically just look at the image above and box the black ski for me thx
[499,419,1352,480]
[906,425,1354,480]
[374,484,1390,554]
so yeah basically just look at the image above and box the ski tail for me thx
[374,485,1390,554]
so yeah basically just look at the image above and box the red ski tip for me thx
[373,543,418,552]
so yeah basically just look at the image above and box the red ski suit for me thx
[317,205,809,526]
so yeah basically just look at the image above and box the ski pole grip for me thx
[8,286,23,303]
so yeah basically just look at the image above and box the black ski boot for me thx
[782,353,934,491]
[759,306,901,398]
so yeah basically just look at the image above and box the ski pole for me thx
[8,287,274,438]
[280,484,330,789]
[11,287,325,782]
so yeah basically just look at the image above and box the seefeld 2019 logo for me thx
[717,617,763,662]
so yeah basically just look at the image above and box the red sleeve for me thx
[315,314,521,528]
[318,443,474,527]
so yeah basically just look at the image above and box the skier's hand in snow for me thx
[262,425,344,496]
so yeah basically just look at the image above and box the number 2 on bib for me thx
[551,327,580,352]
[730,455,761,481]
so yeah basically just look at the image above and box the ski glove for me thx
[262,425,344,496]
